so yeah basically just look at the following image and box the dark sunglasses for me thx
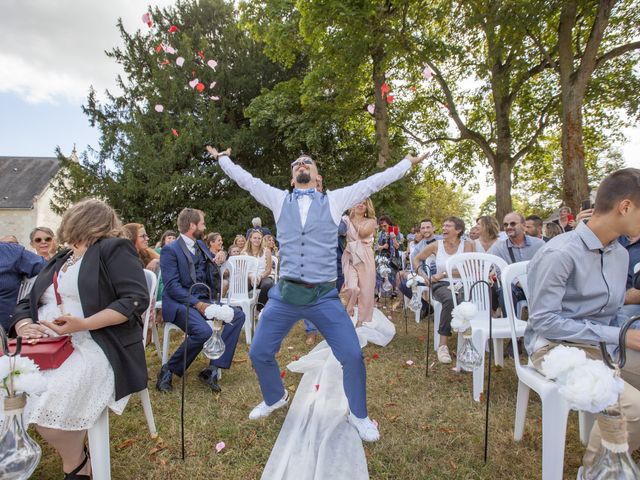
[503,222,519,228]
[291,158,314,168]
[33,237,52,243]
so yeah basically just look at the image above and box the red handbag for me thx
[3,336,74,370]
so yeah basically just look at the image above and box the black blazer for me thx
[12,237,149,401]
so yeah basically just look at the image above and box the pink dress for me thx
[341,216,376,324]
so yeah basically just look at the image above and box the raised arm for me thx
[207,146,286,213]
[328,153,429,223]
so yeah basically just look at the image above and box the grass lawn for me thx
[33,301,586,479]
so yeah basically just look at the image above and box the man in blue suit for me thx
[156,208,245,393]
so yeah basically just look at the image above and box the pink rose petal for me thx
[189,78,199,88]
[176,57,185,67]
[210,96,220,101]
[372,419,379,428]
[154,104,164,113]
[142,13,152,27]
[165,45,176,55]
[422,66,433,80]
[367,104,375,115]
[207,59,218,70]
[209,81,217,89]
[314,384,320,391]
[406,360,414,366]
[215,441,225,453]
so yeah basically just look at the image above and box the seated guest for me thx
[413,216,474,363]
[399,219,437,315]
[1,241,45,330]
[524,215,546,241]
[489,212,545,264]
[231,234,247,252]
[468,225,480,241]
[242,229,274,310]
[553,205,574,232]
[228,245,241,257]
[246,217,272,238]
[12,198,149,479]
[29,226,58,261]
[525,168,640,471]
[157,208,245,393]
[206,232,227,266]
[474,216,500,252]
[123,223,160,272]
[543,222,563,239]
[155,230,177,254]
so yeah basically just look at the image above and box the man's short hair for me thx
[443,216,465,238]
[505,212,525,223]
[525,215,543,228]
[595,168,640,214]
[177,208,203,234]
[252,217,262,227]
[420,218,433,226]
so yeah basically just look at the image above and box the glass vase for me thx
[409,287,422,312]
[0,394,41,480]
[457,332,482,372]
[582,411,640,479]
[203,319,226,360]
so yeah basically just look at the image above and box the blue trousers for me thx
[249,284,367,418]
[167,304,245,377]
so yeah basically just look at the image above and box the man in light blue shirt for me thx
[525,168,640,470]
[489,212,545,264]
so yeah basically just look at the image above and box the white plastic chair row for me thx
[502,261,594,480]
[220,255,260,344]
[88,270,159,480]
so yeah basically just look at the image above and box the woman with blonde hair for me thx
[123,223,160,272]
[474,215,500,252]
[242,229,273,310]
[11,198,149,478]
[342,198,377,326]
[232,234,247,251]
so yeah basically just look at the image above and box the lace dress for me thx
[24,258,129,430]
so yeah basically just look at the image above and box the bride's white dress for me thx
[19,258,129,430]
[261,307,395,480]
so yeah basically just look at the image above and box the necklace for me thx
[64,252,84,270]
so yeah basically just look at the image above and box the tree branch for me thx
[595,41,640,69]
[574,0,615,92]
[396,123,463,146]
[512,97,556,164]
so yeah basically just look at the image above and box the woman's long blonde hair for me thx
[57,198,124,247]
[242,229,264,257]
[349,198,376,220]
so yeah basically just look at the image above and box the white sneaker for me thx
[248,392,289,420]
[437,345,452,364]
[347,412,380,442]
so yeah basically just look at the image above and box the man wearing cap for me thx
[206,146,426,442]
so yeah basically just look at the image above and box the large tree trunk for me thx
[371,46,391,167]
[560,96,590,212]
[493,158,513,222]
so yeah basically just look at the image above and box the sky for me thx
[1,0,638,205]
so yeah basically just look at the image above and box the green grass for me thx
[33,303,586,479]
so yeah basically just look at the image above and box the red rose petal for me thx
[196,82,205,92]
[169,25,178,33]
[381,82,390,95]
[198,51,205,59]
[280,370,286,378]
[155,43,163,53]
[171,129,179,137]
[373,353,379,359]
[386,95,394,104]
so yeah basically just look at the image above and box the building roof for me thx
[0,156,60,209]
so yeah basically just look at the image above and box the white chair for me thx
[16,276,37,302]
[142,271,162,362]
[446,252,527,402]
[88,272,159,480]
[220,255,259,344]
[502,261,594,480]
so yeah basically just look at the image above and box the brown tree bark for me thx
[371,44,391,168]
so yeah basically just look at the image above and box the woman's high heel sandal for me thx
[63,447,90,479]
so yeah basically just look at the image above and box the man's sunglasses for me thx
[503,222,519,228]
[33,237,52,243]
[291,158,314,168]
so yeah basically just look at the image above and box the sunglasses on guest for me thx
[290,158,314,168]
[503,222,520,228]
[33,237,52,243]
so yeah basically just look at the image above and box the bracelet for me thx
[15,319,33,333]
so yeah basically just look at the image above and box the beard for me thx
[193,229,205,240]
[296,172,311,184]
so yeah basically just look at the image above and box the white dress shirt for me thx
[218,155,412,227]
[180,234,196,255]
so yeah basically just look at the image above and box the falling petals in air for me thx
[409,86,417,92]
[380,82,391,95]
[210,81,217,89]
[189,78,199,89]
[196,82,205,93]
[165,45,176,55]
[160,60,170,66]
[210,96,220,101]
[386,95,394,104]
[168,25,178,33]
[154,104,164,113]
[155,43,164,53]
[176,57,185,67]
[142,13,152,27]
[406,360,414,366]
[197,51,205,59]
[207,59,218,70]
[215,441,225,453]
[422,66,433,80]
[366,104,375,115]
[171,129,179,137]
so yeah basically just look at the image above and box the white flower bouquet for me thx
[451,302,478,332]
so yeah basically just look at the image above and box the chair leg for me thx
[514,380,530,441]
[152,324,162,363]
[242,304,252,344]
[433,304,442,352]
[578,411,596,446]
[493,338,504,367]
[161,325,171,365]
[541,397,570,480]
[472,330,487,402]
[138,389,158,439]
[88,408,111,480]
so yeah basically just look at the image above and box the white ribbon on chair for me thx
[261,308,395,480]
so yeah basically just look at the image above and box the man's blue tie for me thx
[293,188,316,200]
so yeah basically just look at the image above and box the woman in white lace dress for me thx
[11,199,149,479]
